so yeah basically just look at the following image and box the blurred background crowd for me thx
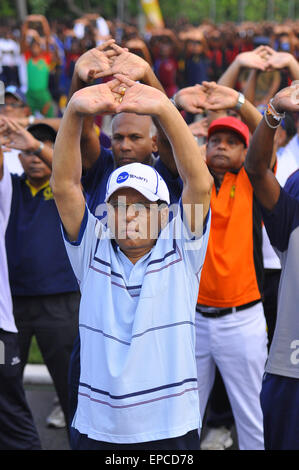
[1,0,299,119]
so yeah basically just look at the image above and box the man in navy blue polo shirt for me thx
[2,121,80,430]
[245,84,299,449]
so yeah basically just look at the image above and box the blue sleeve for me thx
[62,205,89,246]
[62,206,102,286]
[261,188,299,253]
[284,169,299,199]
[154,158,183,204]
[81,147,114,195]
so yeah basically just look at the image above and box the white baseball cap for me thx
[105,163,170,204]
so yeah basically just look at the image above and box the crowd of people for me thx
[0,11,299,451]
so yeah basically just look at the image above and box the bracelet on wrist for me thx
[267,98,285,121]
[170,92,182,111]
[264,112,282,129]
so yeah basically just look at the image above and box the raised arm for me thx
[97,43,181,175]
[171,81,263,135]
[36,15,52,51]
[68,39,117,170]
[20,18,39,54]
[244,84,299,211]
[201,81,263,135]
[0,117,53,169]
[263,48,299,80]
[69,41,166,170]
[114,75,213,231]
[51,79,122,241]
[217,47,268,87]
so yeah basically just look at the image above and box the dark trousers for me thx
[1,66,19,86]
[0,329,41,450]
[260,373,299,450]
[68,333,80,428]
[13,292,80,426]
[262,269,281,348]
[70,428,200,450]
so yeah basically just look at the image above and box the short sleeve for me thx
[261,187,299,253]
[62,205,103,286]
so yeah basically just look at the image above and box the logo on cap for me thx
[117,172,129,184]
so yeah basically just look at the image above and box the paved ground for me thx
[25,384,70,450]
[23,365,238,451]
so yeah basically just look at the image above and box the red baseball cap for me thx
[208,116,250,147]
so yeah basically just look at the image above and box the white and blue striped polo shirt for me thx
[63,203,210,444]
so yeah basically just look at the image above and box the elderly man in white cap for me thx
[50,74,213,450]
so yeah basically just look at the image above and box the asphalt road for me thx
[24,383,238,451]
[25,384,70,451]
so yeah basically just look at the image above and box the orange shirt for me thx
[197,167,262,308]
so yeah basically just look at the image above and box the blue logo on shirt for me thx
[117,172,129,184]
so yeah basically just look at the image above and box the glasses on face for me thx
[0,103,25,109]
[108,201,158,213]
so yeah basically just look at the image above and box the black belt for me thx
[196,299,261,318]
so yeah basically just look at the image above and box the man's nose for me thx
[120,137,132,151]
[31,154,42,163]
[217,139,228,149]
[125,206,138,222]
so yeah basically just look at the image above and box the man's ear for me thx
[241,145,248,163]
[151,134,158,153]
[24,106,32,117]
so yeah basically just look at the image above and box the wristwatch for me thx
[235,92,245,110]
[28,115,35,125]
[34,141,44,155]
[170,92,182,111]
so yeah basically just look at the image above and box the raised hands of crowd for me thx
[74,39,152,84]
[234,45,299,77]
[96,43,152,81]
[173,81,241,115]
[234,46,273,71]
[74,39,117,83]
[271,82,299,114]
[0,117,41,153]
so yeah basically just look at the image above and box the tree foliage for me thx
[3,0,299,23]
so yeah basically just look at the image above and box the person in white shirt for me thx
[50,74,213,450]
[0,142,41,450]
[0,29,21,87]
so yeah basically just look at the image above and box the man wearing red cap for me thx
[195,115,268,450]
